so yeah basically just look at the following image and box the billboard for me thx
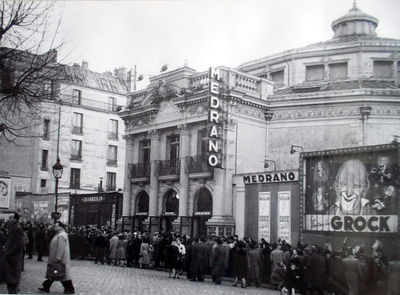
[303,144,399,233]
[0,177,11,209]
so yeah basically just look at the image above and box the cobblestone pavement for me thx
[0,257,280,295]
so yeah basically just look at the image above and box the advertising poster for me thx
[304,148,399,233]
[0,177,11,209]
[258,192,271,242]
[278,191,291,244]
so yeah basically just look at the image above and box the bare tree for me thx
[0,1,65,143]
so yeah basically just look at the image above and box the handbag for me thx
[46,262,66,281]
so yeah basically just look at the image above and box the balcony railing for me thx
[130,162,151,178]
[158,159,180,176]
[61,94,124,113]
[72,126,83,134]
[107,159,118,166]
[106,185,116,191]
[108,132,118,140]
[70,154,82,161]
[187,155,214,174]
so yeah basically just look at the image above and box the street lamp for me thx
[290,145,304,155]
[52,156,63,223]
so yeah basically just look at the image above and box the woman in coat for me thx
[210,238,226,284]
[38,223,75,294]
[232,240,248,288]
[138,238,151,268]
[115,234,127,267]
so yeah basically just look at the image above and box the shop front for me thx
[69,192,122,228]
[300,143,400,253]
[235,170,300,244]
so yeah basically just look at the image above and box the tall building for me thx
[0,60,128,226]
[121,3,400,247]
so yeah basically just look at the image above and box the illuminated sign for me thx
[208,67,222,168]
[194,211,211,216]
[243,171,298,184]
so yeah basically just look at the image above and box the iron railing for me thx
[130,162,151,178]
[186,155,213,174]
[158,159,180,176]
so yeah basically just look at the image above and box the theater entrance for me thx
[192,188,213,237]
[161,189,179,233]
[134,191,149,232]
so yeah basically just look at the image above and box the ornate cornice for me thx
[271,105,400,121]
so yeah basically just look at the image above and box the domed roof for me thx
[331,1,378,38]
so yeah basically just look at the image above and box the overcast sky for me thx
[56,0,400,86]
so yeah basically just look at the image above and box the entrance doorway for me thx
[161,189,179,233]
[192,188,213,237]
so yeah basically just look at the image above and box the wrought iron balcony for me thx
[187,155,214,174]
[130,162,150,179]
[107,159,118,166]
[158,159,180,176]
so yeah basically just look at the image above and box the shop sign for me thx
[135,212,148,216]
[0,177,11,209]
[164,211,177,216]
[81,196,105,203]
[243,171,298,184]
[207,67,222,168]
[195,211,211,216]
[258,192,271,242]
[278,191,291,244]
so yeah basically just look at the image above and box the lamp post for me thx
[52,98,63,223]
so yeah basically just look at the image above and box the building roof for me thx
[62,64,128,95]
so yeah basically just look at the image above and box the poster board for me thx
[258,192,271,242]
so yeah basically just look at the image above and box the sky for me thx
[54,0,400,87]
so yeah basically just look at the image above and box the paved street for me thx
[0,257,280,295]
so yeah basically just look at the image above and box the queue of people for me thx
[1,216,400,295]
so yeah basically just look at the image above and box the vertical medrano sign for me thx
[208,67,222,167]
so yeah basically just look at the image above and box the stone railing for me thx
[190,72,209,91]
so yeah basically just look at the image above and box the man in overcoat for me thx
[190,237,209,281]
[3,212,25,294]
[38,222,75,294]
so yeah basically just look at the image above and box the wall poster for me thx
[304,145,399,233]
[258,192,271,242]
[278,191,291,244]
[0,177,11,209]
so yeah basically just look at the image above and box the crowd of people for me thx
[1,216,400,295]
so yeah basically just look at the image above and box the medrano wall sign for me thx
[243,171,299,184]
[207,67,222,168]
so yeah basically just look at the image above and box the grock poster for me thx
[278,191,291,244]
[258,192,271,242]
[304,147,399,233]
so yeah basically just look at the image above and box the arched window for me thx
[136,191,149,213]
[194,188,213,214]
[164,189,179,214]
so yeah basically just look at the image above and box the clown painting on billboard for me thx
[304,146,399,233]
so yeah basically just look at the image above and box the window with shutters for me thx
[41,150,48,170]
[72,89,81,105]
[106,172,116,191]
[70,168,80,189]
[107,145,118,166]
[108,119,118,140]
[71,140,82,161]
[43,119,50,140]
[72,113,83,134]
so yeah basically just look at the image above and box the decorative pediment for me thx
[142,80,180,106]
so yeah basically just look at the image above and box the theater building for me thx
[120,67,273,236]
[121,3,400,244]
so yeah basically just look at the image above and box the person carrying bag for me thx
[38,223,75,294]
